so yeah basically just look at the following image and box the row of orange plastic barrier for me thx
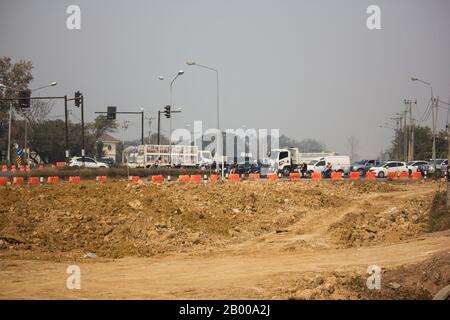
[0,171,425,187]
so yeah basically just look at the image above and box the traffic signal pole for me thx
[81,95,85,164]
[157,110,162,145]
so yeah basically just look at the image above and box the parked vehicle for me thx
[406,160,430,175]
[69,157,109,168]
[97,157,115,167]
[235,162,261,175]
[306,156,351,175]
[416,163,435,176]
[198,150,213,168]
[368,161,407,178]
[350,159,381,175]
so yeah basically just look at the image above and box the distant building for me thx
[97,133,120,162]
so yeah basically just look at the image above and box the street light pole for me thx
[186,61,223,180]
[169,71,184,165]
[411,77,437,175]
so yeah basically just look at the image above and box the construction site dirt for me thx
[0,180,449,299]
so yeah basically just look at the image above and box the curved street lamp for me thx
[186,60,224,180]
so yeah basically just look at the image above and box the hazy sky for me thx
[1,0,449,158]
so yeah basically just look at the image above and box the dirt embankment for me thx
[0,180,404,260]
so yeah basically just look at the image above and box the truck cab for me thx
[268,148,299,176]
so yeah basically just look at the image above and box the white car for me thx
[368,161,408,178]
[406,161,429,174]
[69,157,109,168]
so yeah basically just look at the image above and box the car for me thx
[368,161,408,178]
[307,155,351,175]
[69,157,109,168]
[350,159,381,176]
[236,162,261,175]
[416,163,435,176]
[406,160,430,175]
[97,157,115,167]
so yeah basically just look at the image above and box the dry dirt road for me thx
[0,180,449,299]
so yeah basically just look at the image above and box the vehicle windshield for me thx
[407,161,414,166]
[308,160,319,165]
[269,151,280,160]
[374,162,385,167]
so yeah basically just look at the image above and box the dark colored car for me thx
[350,159,381,175]
[97,157,115,167]
[236,162,261,175]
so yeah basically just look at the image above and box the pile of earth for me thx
[328,194,435,248]
[0,180,401,260]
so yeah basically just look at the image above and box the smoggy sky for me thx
[1,0,449,158]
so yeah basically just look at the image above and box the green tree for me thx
[0,57,34,162]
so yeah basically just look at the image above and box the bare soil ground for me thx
[0,180,449,299]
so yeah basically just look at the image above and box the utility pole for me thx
[391,116,402,161]
[404,99,417,161]
[7,101,12,166]
[121,120,130,163]
[431,97,438,175]
[403,109,408,162]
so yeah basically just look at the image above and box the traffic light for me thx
[74,91,82,108]
[107,106,117,120]
[164,105,171,118]
[18,89,31,108]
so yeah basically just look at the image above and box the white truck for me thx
[267,148,301,176]
[135,144,199,168]
[307,156,351,175]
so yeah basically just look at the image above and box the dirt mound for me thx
[328,194,435,248]
[0,180,358,259]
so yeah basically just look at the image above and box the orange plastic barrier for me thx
[11,165,16,172]
[365,172,376,180]
[47,176,60,183]
[69,176,81,184]
[13,177,24,186]
[190,175,202,183]
[249,173,261,180]
[331,172,343,180]
[412,172,422,180]
[97,176,107,183]
[0,177,7,186]
[399,171,409,180]
[19,165,25,172]
[289,172,301,181]
[151,175,164,183]
[56,162,65,167]
[267,173,278,181]
[1,165,7,172]
[311,172,322,180]
[28,177,40,186]
[129,176,140,183]
[178,175,190,183]
[210,174,219,182]
[228,174,240,182]
[349,172,360,180]
[387,172,398,180]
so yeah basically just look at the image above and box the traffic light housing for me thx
[18,89,31,108]
[164,105,171,118]
[107,106,117,120]
[74,91,82,108]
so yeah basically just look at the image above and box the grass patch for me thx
[427,191,450,232]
